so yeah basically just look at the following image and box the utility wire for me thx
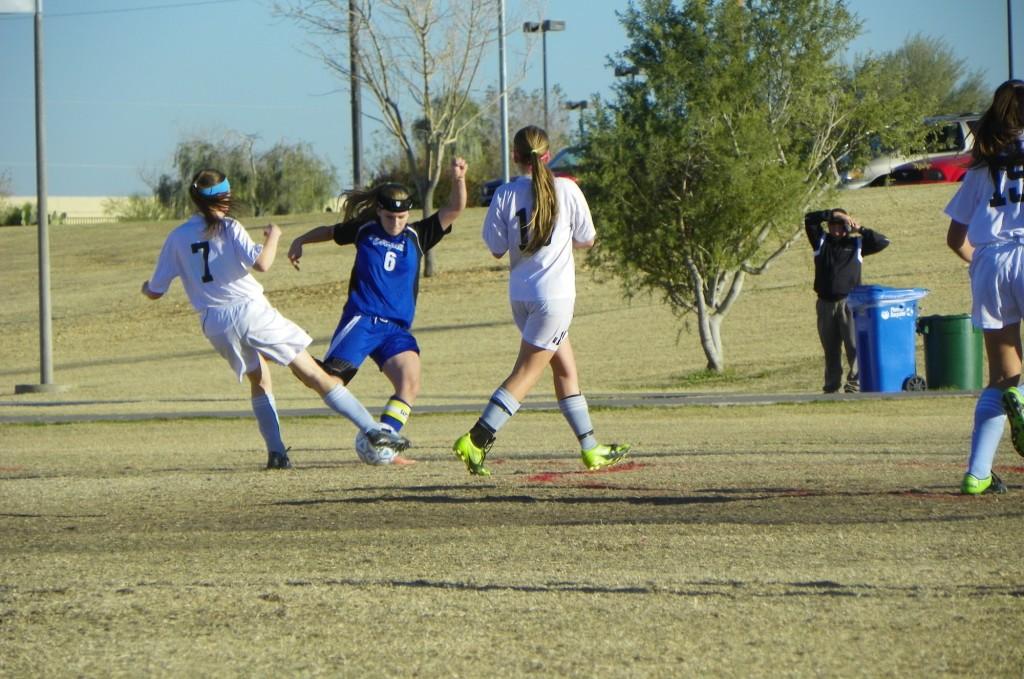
[0,0,243,19]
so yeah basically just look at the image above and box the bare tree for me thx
[279,0,502,275]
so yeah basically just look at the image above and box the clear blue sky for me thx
[0,0,1021,197]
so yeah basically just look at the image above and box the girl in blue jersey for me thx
[945,79,1024,495]
[287,157,468,452]
[142,169,410,470]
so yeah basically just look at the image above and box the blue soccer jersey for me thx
[332,213,449,328]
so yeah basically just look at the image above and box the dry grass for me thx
[3,403,1024,677]
[2,183,1022,677]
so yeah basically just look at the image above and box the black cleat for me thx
[365,427,411,452]
[266,448,293,470]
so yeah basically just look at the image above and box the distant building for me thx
[6,196,126,225]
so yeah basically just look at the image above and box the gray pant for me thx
[816,298,858,393]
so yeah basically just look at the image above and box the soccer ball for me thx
[354,429,398,465]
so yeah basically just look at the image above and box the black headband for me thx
[377,195,413,212]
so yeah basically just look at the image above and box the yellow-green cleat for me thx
[961,472,1007,495]
[580,443,631,470]
[452,433,492,476]
[1003,386,1024,457]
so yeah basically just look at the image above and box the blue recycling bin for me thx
[847,285,929,392]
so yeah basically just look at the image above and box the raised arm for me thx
[287,224,336,270]
[253,223,281,272]
[804,209,830,246]
[436,157,468,228]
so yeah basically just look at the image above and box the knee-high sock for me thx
[252,394,285,453]
[558,393,598,451]
[470,387,521,447]
[381,396,412,433]
[968,387,1006,479]
[322,383,378,434]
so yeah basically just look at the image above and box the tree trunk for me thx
[421,184,436,277]
[697,306,725,372]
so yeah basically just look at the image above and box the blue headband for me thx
[198,178,230,196]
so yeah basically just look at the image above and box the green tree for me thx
[154,134,337,218]
[580,0,921,372]
[878,34,989,117]
[255,141,338,215]
[103,195,171,222]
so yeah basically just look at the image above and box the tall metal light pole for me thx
[13,0,64,394]
[523,19,565,130]
[349,0,363,187]
[498,0,510,183]
[1009,0,1016,79]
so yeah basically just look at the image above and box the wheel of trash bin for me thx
[903,375,927,391]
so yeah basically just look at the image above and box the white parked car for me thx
[840,114,979,189]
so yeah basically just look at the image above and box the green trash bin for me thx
[916,314,984,390]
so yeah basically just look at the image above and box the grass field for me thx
[2,183,1023,677]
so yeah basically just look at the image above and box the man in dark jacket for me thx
[805,208,890,393]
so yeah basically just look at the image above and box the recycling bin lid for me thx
[848,284,929,309]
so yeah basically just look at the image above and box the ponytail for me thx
[513,126,558,254]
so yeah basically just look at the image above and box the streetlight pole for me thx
[564,100,587,137]
[523,19,565,130]
[498,0,510,183]
[1009,0,1016,79]
[349,0,363,187]
[15,0,65,394]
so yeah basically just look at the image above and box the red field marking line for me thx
[0,466,26,472]
[893,490,966,501]
[523,461,646,484]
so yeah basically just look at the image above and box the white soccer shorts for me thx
[201,298,313,381]
[970,240,1024,330]
[510,297,575,351]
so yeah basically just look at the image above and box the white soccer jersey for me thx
[945,161,1024,246]
[148,215,265,311]
[482,176,596,302]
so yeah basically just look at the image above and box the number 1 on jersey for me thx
[516,207,553,250]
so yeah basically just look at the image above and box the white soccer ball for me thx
[354,430,398,465]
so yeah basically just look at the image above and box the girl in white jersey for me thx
[945,79,1024,494]
[142,169,410,469]
[452,126,630,476]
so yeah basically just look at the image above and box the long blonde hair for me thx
[189,169,231,238]
[513,126,558,254]
[341,182,413,223]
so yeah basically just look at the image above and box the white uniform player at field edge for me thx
[141,168,410,470]
[945,79,1024,495]
[452,125,630,476]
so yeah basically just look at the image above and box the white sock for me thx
[322,384,377,433]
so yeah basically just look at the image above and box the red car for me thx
[869,153,972,187]
[842,114,978,189]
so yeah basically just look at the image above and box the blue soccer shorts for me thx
[323,314,420,371]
